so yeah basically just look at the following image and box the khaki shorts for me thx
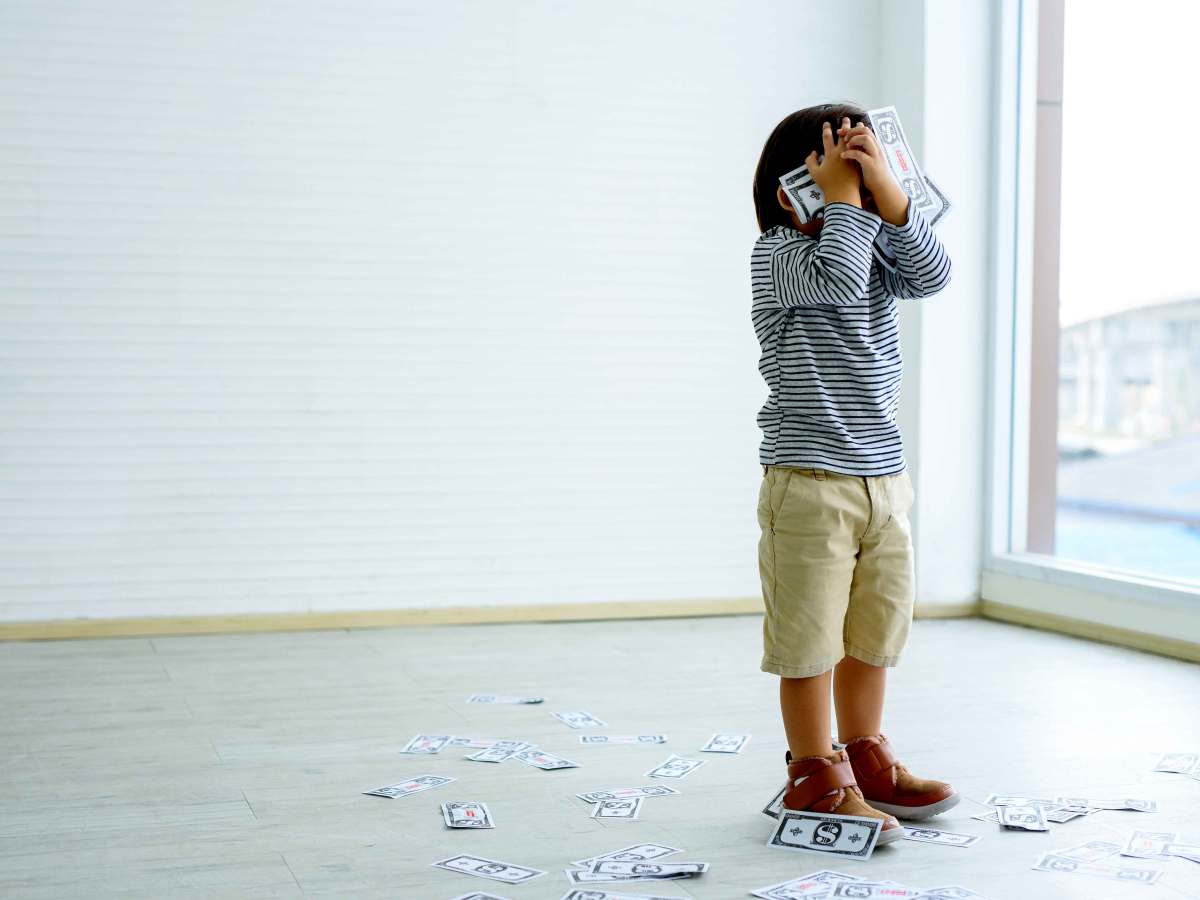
[757,464,915,677]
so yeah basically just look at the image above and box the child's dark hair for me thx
[752,101,871,232]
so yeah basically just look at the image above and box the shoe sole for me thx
[868,792,962,821]
[876,824,904,845]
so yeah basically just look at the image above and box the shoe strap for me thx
[788,759,857,809]
[851,737,898,784]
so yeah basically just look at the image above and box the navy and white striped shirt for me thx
[751,200,951,476]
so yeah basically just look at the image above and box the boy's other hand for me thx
[838,119,902,198]
[806,118,862,206]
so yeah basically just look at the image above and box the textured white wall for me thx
[0,1,889,621]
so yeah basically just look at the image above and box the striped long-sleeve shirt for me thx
[750,199,951,476]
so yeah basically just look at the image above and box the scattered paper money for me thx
[552,710,607,729]
[751,869,864,899]
[432,854,545,884]
[466,694,544,704]
[589,860,707,879]
[466,740,531,763]
[515,748,578,770]
[580,734,666,745]
[447,737,503,748]
[700,733,750,753]
[362,775,454,798]
[558,892,684,900]
[400,734,452,754]
[590,798,642,819]
[766,810,882,860]
[576,786,679,804]
[1153,751,1197,773]
[441,801,495,829]
[1055,796,1157,812]
[996,803,1049,831]
[830,881,920,898]
[1052,840,1121,862]
[1121,830,1177,859]
[901,827,981,848]
[448,892,509,900]
[1033,852,1161,884]
[570,844,682,868]
[645,754,705,779]
[984,794,1058,808]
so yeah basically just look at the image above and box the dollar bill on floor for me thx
[515,747,578,770]
[1055,796,1156,812]
[448,737,503,748]
[1152,751,1197,772]
[571,844,682,868]
[829,882,921,898]
[766,810,882,861]
[576,786,679,804]
[400,734,452,753]
[466,694,544,704]
[996,803,1049,831]
[915,886,992,898]
[1051,840,1121,862]
[587,861,708,880]
[553,710,607,729]
[1167,843,1200,863]
[901,826,981,848]
[700,733,750,753]
[1121,830,1177,859]
[645,754,705,779]
[580,735,667,745]
[983,794,1059,808]
[591,798,642,819]
[558,892,686,900]
[432,855,545,884]
[362,775,454,798]
[969,809,1000,824]
[762,782,788,819]
[1032,852,1162,884]
[751,869,864,899]
[448,892,510,900]
[466,740,532,763]
[1043,806,1089,823]
[441,801,494,829]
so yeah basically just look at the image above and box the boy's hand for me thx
[838,118,910,222]
[805,119,862,204]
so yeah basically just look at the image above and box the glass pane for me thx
[1050,0,1200,582]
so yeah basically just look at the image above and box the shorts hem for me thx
[761,655,842,678]
[844,643,903,667]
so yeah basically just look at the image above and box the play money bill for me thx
[559,892,686,900]
[515,747,578,770]
[751,869,864,899]
[766,810,882,860]
[1055,796,1156,812]
[400,734,452,754]
[577,786,678,804]
[762,782,788,819]
[1052,841,1121,862]
[589,860,708,879]
[441,801,495,829]
[1122,830,1177,859]
[447,893,509,900]
[590,798,642,819]
[571,843,682,867]
[1167,843,1200,863]
[1153,752,1197,772]
[645,754,705,779]
[466,693,544,704]
[700,733,750,753]
[362,775,453,798]
[432,854,545,884]
[553,710,607,729]
[996,803,1049,831]
[580,734,666,745]
[1032,852,1162,884]
[901,827,980,848]
[830,882,921,898]
[466,740,531,763]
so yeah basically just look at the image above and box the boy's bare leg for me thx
[832,654,887,742]
[779,670,834,759]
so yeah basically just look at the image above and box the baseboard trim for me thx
[0,595,978,641]
[980,599,1200,663]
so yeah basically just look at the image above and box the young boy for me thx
[750,108,958,844]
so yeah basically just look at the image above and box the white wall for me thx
[1,0,911,622]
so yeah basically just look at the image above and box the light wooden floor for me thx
[1,615,1198,899]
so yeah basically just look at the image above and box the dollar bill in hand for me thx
[441,801,494,829]
[571,843,682,868]
[466,740,531,763]
[1032,852,1162,884]
[431,854,545,884]
[766,810,882,860]
[362,775,453,798]
[553,710,607,729]
[644,754,705,779]
[901,826,980,848]
[1121,830,1177,859]
[576,785,679,804]
[590,798,642,819]
[580,734,667,745]
[466,693,544,704]
[515,747,578,770]
[700,733,750,753]
[400,734,452,754]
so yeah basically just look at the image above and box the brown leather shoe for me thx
[843,733,961,820]
[782,748,903,845]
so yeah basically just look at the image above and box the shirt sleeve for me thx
[877,197,953,299]
[763,201,882,307]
